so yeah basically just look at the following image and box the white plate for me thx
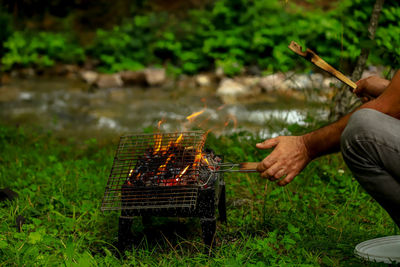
[355,235,400,264]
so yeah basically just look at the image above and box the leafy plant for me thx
[1,32,85,71]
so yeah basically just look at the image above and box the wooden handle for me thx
[239,162,259,171]
[288,41,357,90]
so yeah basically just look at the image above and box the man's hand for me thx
[355,76,390,102]
[256,136,311,186]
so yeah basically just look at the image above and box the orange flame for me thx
[186,110,205,123]
[175,134,183,145]
[157,120,164,129]
[154,134,162,153]
[159,154,174,172]
[176,165,190,180]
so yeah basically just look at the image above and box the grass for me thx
[0,124,397,266]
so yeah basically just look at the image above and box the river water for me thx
[0,77,329,140]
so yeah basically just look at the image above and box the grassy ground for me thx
[0,124,397,266]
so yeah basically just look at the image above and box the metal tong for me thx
[212,162,259,173]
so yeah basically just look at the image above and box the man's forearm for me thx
[302,113,352,159]
[302,70,400,160]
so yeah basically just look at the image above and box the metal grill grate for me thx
[101,131,206,211]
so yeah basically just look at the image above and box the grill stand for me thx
[117,183,226,252]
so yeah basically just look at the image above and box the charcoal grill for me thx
[101,131,226,249]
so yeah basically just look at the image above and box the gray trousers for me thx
[341,108,400,228]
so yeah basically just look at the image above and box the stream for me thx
[0,77,329,141]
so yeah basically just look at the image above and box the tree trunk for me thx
[329,0,385,121]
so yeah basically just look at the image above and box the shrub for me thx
[1,32,85,71]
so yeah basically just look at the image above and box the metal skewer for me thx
[212,162,259,173]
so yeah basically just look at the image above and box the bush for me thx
[1,0,400,73]
[0,11,12,57]
[1,32,85,71]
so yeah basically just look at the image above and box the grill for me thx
[101,131,226,249]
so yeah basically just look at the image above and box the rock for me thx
[238,76,260,87]
[215,66,224,78]
[310,73,324,89]
[96,73,123,88]
[217,78,248,97]
[64,64,79,74]
[120,70,146,85]
[259,73,286,92]
[246,65,262,76]
[144,68,166,86]
[322,77,340,90]
[19,68,35,78]
[283,74,312,90]
[195,74,211,87]
[19,92,33,101]
[52,64,78,76]
[216,78,251,104]
[177,75,196,89]
[80,70,99,85]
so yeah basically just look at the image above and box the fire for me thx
[157,120,164,129]
[158,154,174,173]
[153,134,162,153]
[175,134,183,145]
[186,110,205,123]
[176,165,190,181]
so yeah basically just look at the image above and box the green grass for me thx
[0,124,397,266]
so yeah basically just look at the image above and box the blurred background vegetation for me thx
[0,0,399,76]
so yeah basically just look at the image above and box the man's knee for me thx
[341,109,384,148]
[340,109,384,165]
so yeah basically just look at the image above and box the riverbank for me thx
[1,64,386,141]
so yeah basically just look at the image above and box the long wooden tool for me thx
[215,162,259,173]
[288,41,357,91]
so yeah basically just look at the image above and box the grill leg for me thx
[200,217,216,249]
[118,212,133,251]
[218,184,227,223]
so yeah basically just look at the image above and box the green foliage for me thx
[0,10,12,56]
[88,0,400,74]
[1,0,400,73]
[1,32,85,71]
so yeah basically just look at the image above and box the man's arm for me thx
[257,70,400,186]
[305,70,400,158]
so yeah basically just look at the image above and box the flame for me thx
[176,165,190,180]
[157,120,164,129]
[154,134,162,153]
[158,154,175,173]
[186,110,205,123]
[175,134,183,145]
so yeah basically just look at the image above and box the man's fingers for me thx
[277,173,296,186]
[256,137,279,150]
[274,169,286,179]
[256,157,277,172]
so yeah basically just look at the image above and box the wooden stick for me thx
[288,41,357,91]
[239,162,259,172]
